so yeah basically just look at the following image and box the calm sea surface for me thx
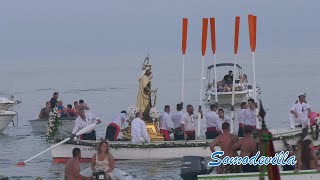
[1,49,320,179]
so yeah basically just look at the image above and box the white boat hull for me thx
[29,119,75,134]
[52,141,213,162]
[204,90,254,105]
[198,170,320,179]
[51,128,303,162]
[0,111,17,133]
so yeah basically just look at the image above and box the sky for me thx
[0,0,319,61]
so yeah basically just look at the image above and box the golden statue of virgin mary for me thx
[136,55,153,122]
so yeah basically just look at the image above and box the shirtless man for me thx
[210,122,239,173]
[232,125,259,172]
[65,148,91,180]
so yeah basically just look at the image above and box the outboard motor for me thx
[92,170,107,180]
[180,156,209,180]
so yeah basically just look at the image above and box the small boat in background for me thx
[0,110,17,133]
[29,118,76,134]
[0,96,21,110]
[204,63,261,106]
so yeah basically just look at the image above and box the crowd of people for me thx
[212,70,248,92]
[44,91,320,178]
[38,92,90,120]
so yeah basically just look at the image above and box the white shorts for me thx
[289,114,308,129]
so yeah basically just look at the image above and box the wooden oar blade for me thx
[234,16,240,54]
[201,18,209,56]
[16,162,26,167]
[252,15,257,52]
[76,123,96,136]
[209,18,216,54]
[182,18,188,55]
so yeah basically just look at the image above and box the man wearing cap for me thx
[105,110,128,141]
[290,93,311,130]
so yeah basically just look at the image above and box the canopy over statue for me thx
[136,55,157,122]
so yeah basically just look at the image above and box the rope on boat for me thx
[11,111,18,127]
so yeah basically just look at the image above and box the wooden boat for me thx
[29,118,76,134]
[51,127,309,162]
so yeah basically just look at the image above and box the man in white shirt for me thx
[243,99,257,129]
[105,110,128,141]
[205,104,219,139]
[216,109,231,133]
[237,102,248,137]
[181,104,202,140]
[289,93,311,129]
[159,105,173,141]
[171,103,184,140]
[71,107,101,140]
[131,112,150,143]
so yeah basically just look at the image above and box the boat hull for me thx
[0,111,17,133]
[52,141,213,162]
[204,90,253,105]
[29,118,75,134]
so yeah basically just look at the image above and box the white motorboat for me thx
[0,110,17,133]
[204,63,261,106]
[0,96,19,110]
[29,118,76,134]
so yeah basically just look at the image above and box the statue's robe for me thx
[137,75,151,121]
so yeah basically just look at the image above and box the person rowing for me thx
[71,107,101,141]
[105,110,128,141]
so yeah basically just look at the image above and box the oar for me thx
[198,18,208,140]
[181,18,188,109]
[209,18,218,107]
[231,16,240,134]
[248,14,259,128]
[16,123,97,166]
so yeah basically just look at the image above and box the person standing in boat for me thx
[289,93,311,130]
[79,99,89,110]
[71,107,101,140]
[131,112,150,143]
[65,148,91,180]
[38,101,51,119]
[205,104,219,139]
[159,105,174,141]
[232,125,259,172]
[243,99,257,129]
[237,102,248,137]
[171,103,184,140]
[215,109,231,134]
[181,104,202,140]
[210,122,239,174]
[50,92,59,109]
[105,110,128,141]
[91,140,115,180]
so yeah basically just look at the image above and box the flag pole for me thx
[181,18,188,109]
[231,16,240,134]
[198,18,208,140]
[209,18,218,107]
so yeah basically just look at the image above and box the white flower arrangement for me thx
[127,106,139,120]
[149,107,159,120]
[46,107,62,141]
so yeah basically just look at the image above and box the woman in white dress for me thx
[91,140,115,180]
